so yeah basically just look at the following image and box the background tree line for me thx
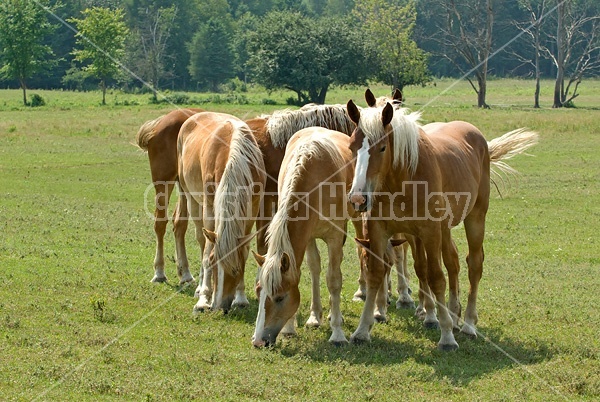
[0,0,598,107]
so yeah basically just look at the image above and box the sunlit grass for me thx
[0,81,599,400]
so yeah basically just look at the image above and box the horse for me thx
[251,127,361,347]
[136,104,358,308]
[135,108,204,284]
[346,96,538,350]
[177,111,266,311]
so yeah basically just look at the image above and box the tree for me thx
[423,0,495,108]
[246,11,370,104]
[353,0,431,92]
[512,0,548,108]
[0,0,59,106]
[544,0,600,107]
[70,7,128,105]
[187,18,235,91]
[128,5,177,101]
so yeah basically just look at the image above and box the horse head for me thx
[251,251,300,347]
[346,99,395,212]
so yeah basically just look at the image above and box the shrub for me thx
[29,94,45,107]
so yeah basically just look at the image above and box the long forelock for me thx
[213,120,265,275]
[359,106,421,174]
[266,104,355,148]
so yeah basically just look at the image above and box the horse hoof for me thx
[350,335,371,344]
[423,320,439,330]
[438,342,459,351]
[331,339,349,347]
[374,314,387,323]
[151,275,167,283]
[460,326,478,339]
[232,300,249,309]
[178,275,194,285]
[352,294,366,302]
[396,300,415,310]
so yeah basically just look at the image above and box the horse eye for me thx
[380,146,387,153]
[274,295,285,303]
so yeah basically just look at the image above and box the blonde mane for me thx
[260,133,344,296]
[266,104,355,148]
[358,106,422,175]
[213,120,265,275]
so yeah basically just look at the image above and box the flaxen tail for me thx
[488,128,539,194]
[135,114,165,151]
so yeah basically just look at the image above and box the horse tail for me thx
[213,120,265,276]
[135,114,165,151]
[488,128,539,192]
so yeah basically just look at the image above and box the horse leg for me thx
[350,223,386,344]
[424,236,459,351]
[232,244,250,308]
[461,212,486,338]
[352,219,366,302]
[374,270,389,323]
[412,237,437,327]
[281,313,297,337]
[396,241,415,309]
[193,202,214,312]
[305,239,323,328]
[151,181,174,283]
[174,188,194,284]
[442,228,461,329]
[326,234,348,345]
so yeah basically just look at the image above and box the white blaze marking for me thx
[350,137,370,202]
[252,290,268,345]
[214,264,224,309]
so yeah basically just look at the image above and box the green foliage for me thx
[188,18,235,92]
[0,0,59,105]
[353,0,430,91]
[247,11,370,104]
[29,94,46,107]
[70,7,129,104]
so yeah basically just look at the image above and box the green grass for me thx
[0,79,599,401]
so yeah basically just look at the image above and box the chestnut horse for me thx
[177,112,266,311]
[135,108,204,284]
[136,105,356,296]
[346,98,538,350]
[252,127,361,347]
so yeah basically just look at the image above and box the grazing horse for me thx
[136,105,357,297]
[135,108,204,284]
[177,112,266,311]
[252,127,360,347]
[346,98,538,350]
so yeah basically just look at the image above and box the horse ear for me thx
[252,251,266,267]
[381,102,394,126]
[203,228,217,243]
[389,238,407,247]
[354,237,371,250]
[281,253,291,274]
[346,100,360,125]
[392,88,403,102]
[365,89,376,107]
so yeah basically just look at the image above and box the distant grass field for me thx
[0,79,599,401]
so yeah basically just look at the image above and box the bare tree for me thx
[544,0,600,107]
[511,0,548,108]
[130,6,177,101]
[428,0,495,108]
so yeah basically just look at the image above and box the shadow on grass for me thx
[271,307,557,387]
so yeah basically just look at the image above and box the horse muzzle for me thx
[349,193,371,213]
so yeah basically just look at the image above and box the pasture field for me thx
[0,79,599,401]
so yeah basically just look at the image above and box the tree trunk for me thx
[534,15,541,108]
[477,75,489,109]
[19,77,27,106]
[553,0,566,108]
[101,79,106,105]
